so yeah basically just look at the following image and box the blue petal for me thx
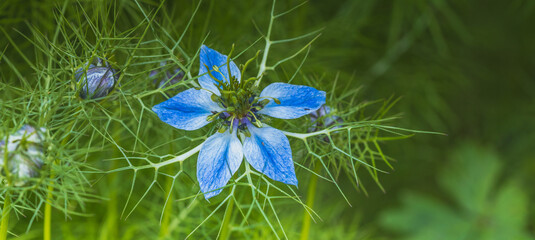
[258,83,326,119]
[152,88,223,131]
[243,125,298,186]
[198,45,241,95]
[197,130,243,199]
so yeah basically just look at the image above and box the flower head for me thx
[153,45,325,199]
[75,57,119,99]
[0,125,46,186]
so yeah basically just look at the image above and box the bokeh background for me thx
[1,0,534,239]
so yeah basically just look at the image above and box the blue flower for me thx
[152,45,326,199]
[75,57,119,99]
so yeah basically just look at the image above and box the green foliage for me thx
[380,143,533,240]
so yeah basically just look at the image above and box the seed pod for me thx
[0,125,46,186]
[75,58,119,100]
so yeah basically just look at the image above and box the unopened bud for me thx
[308,105,343,133]
[75,57,119,100]
[150,61,185,92]
[0,125,46,186]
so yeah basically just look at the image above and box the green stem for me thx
[158,177,174,239]
[0,191,11,240]
[43,115,78,240]
[300,164,321,240]
[1,137,11,240]
[44,179,54,240]
[254,0,276,87]
[100,121,122,240]
[159,133,176,239]
[219,199,235,240]
[153,143,203,168]
[99,162,118,240]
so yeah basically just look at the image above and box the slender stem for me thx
[153,143,203,168]
[43,115,78,240]
[100,122,123,240]
[158,176,174,239]
[108,142,203,173]
[159,132,176,239]
[254,0,276,87]
[282,129,329,140]
[44,178,54,240]
[300,164,321,240]
[219,199,235,240]
[0,191,11,240]
[99,163,118,240]
[254,40,270,87]
[1,135,11,240]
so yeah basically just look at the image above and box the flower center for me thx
[205,66,277,133]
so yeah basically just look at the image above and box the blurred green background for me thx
[1,0,534,239]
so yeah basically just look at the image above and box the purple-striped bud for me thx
[75,58,119,99]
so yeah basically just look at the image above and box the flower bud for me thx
[308,105,343,133]
[0,125,46,186]
[75,57,119,100]
[150,61,185,94]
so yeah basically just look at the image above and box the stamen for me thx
[203,64,226,86]
[248,111,262,128]
[229,116,236,131]
[218,126,227,133]
[258,96,280,105]
[240,50,261,81]
[206,111,224,122]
